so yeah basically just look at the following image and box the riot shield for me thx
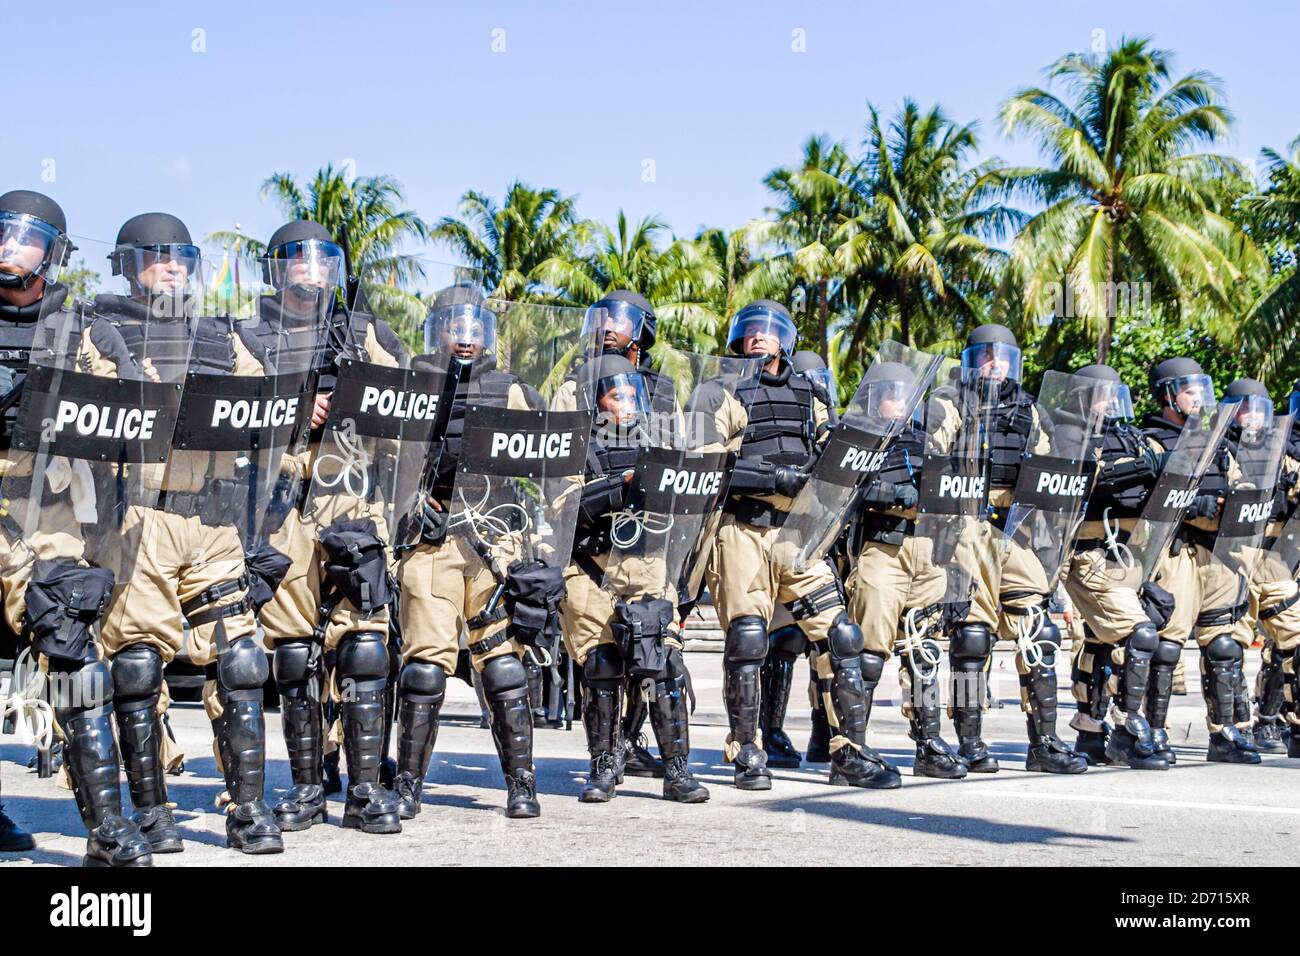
[301,258,484,552]
[913,362,997,612]
[775,341,942,572]
[0,236,196,602]
[600,348,763,609]
[1119,407,1237,581]
[441,300,600,640]
[166,249,334,558]
[1212,411,1290,589]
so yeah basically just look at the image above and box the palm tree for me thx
[836,101,1011,360]
[980,37,1260,363]
[743,135,860,361]
[209,163,430,288]
[1236,137,1300,382]
[430,181,583,300]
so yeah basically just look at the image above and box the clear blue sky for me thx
[6,0,1296,254]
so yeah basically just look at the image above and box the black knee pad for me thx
[110,645,163,712]
[724,615,768,665]
[1036,620,1061,666]
[47,658,113,714]
[768,624,806,661]
[336,631,390,682]
[218,636,270,695]
[479,654,528,700]
[583,643,624,685]
[272,639,317,690]
[860,650,886,685]
[1204,634,1242,664]
[1125,622,1159,660]
[1153,639,1182,666]
[950,623,993,666]
[824,613,864,665]
[397,660,446,704]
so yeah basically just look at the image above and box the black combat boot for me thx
[1022,665,1087,774]
[0,789,34,853]
[336,633,402,833]
[620,675,664,778]
[824,624,901,790]
[1103,625,1168,770]
[272,693,327,830]
[1202,636,1261,765]
[579,647,622,803]
[393,661,446,819]
[1252,642,1288,753]
[760,653,802,768]
[950,624,998,772]
[647,651,709,803]
[51,659,152,867]
[724,616,771,790]
[902,646,966,779]
[1070,638,1113,765]
[482,655,541,818]
[112,646,183,852]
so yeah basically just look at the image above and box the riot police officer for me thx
[1142,358,1259,764]
[938,323,1087,774]
[703,300,900,790]
[393,289,545,819]
[97,212,287,854]
[1062,365,1170,770]
[253,221,408,835]
[561,352,709,803]
[845,362,968,778]
[0,193,157,864]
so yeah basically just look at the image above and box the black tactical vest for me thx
[854,420,924,546]
[1142,413,1230,498]
[1083,419,1150,520]
[735,360,814,466]
[430,358,522,500]
[984,381,1038,487]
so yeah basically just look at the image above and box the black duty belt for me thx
[724,496,790,528]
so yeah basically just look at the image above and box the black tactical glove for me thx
[773,465,810,499]
[893,483,919,509]
[860,480,896,507]
[1188,493,1221,520]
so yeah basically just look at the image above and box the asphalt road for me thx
[3,646,1297,866]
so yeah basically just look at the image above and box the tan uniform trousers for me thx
[396,533,521,676]
[100,506,256,722]
[705,513,856,757]
[260,498,391,652]
[1063,546,1149,723]
[846,536,946,719]
[560,550,683,666]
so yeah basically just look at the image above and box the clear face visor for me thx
[960,341,1022,383]
[728,310,797,357]
[0,212,68,284]
[584,300,647,348]
[267,240,344,294]
[863,379,915,421]
[594,373,651,433]
[802,367,838,409]
[1164,374,1215,415]
[425,304,496,359]
[1090,381,1133,420]
[1228,394,1274,436]
[1289,391,1300,419]
[117,244,202,295]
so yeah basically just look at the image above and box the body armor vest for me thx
[983,381,1037,488]
[854,420,924,547]
[1084,419,1150,520]
[430,358,520,501]
[734,362,814,466]
[98,295,238,379]
[1142,413,1230,499]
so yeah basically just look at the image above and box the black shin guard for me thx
[481,655,540,818]
[394,660,446,818]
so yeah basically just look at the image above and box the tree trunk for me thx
[1097,235,1116,365]
[899,282,912,348]
[817,278,829,363]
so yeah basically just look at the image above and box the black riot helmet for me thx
[791,350,837,410]
[858,360,919,422]
[584,289,657,356]
[1150,357,1215,416]
[109,213,202,314]
[1222,377,1274,436]
[0,190,73,290]
[583,352,651,431]
[424,284,495,365]
[1073,363,1133,421]
[960,323,1022,385]
[262,220,344,299]
[726,299,797,357]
